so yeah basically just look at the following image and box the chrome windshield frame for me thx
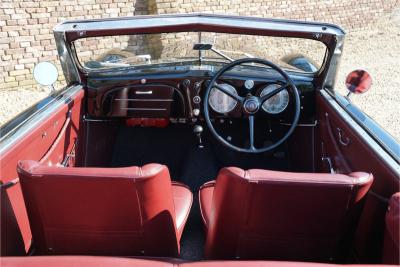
[53,13,345,91]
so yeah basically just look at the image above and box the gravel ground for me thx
[336,10,400,141]
[0,12,399,141]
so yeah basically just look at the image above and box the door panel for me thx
[316,90,399,263]
[0,87,84,255]
[382,192,399,265]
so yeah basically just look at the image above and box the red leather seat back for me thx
[17,160,179,257]
[382,192,400,264]
[204,167,373,261]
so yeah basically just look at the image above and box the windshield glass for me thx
[74,32,327,73]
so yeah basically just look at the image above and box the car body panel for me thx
[0,87,84,255]
[316,90,399,262]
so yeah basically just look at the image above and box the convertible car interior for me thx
[0,14,399,267]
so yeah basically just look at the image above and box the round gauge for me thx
[260,84,290,114]
[209,83,238,114]
[244,80,254,90]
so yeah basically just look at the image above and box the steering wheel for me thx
[203,58,301,153]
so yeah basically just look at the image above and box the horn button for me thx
[243,96,260,114]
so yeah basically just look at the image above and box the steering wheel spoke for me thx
[260,83,290,104]
[248,115,256,150]
[213,83,244,103]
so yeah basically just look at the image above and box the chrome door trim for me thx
[0,85,83,155]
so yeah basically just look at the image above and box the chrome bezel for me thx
[260,84,289,114]
[209,84,238,114]
[244,79,255,90]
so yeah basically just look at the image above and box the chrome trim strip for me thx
[280,120,317,127]
[320,90,400,175]
[121,108,167,111]
[0,85,83,155]
[83,117,116,122]
[54,13,344,37]
[114,98,173,102]
[135,91,152,95]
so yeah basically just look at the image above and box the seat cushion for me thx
[199,181,215,230]
[172,181,193,240]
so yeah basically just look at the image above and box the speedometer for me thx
[209,83,238,114]
[260,84,289,114]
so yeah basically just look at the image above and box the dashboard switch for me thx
[193,109,200,116]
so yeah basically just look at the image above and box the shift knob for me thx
[193,125,203,134]
[193,125,204,148]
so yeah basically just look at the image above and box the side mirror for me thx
[33,62,58,94]
[345,69,372,97]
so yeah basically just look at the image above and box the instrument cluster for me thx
[207,81,290,116]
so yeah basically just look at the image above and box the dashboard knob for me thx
[182,79,190,87]
[193,109,200,116]
[193,96,201,104]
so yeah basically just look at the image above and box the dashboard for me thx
[85,69,316,124]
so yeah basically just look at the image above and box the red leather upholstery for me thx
[172,181,193,241]
[0,256,178,267]
[17,160,192,257]
[199,181,215,231]
[1,256,396,267]
[382,192,400,264]
[199,167,373,261]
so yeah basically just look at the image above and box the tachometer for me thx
[260,84,289,114]
[209,83,238,113]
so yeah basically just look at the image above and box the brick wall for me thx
[0,0,398,91]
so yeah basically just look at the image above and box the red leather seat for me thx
[382,192,399,264]
[1,256,180,267]
[1,256,396,267]
[199,167,373,261]
[17,160,192,257]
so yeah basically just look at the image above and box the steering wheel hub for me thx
[243,97,260,114]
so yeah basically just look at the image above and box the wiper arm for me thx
[193,43,233,63]
[210,47,233,62]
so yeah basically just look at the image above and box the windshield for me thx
[74,32,327,73]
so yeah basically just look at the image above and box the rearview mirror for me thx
[33,62,58,93]
[345,69,372,97]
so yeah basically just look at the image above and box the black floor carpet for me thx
[111,124,289,260]
[111,125,218,260]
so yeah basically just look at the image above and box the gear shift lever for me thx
[193,125,204,148]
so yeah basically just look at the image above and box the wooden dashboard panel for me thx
[85,70,316,123]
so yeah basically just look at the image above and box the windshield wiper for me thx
[193,43,233,62]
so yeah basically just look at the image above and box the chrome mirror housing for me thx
[33,62,59,94]
[345,69,372,97]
